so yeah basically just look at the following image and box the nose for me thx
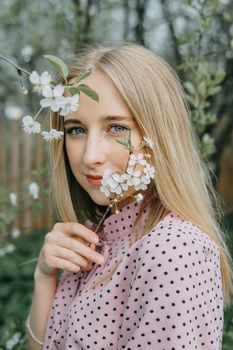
[82,133,107,167]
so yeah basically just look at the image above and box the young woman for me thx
[27,43,233,350]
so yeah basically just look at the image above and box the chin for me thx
[89,193,110,206]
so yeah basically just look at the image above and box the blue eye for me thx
[110,124,128,133]
[66,127,85,135]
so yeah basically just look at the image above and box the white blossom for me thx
[143,136,155,149]
[134,179,149,191]
[135,193,143,203]
[9,193,17,206]
[6,332,21,350]
[101,172,123,195]
[59,94,80,116]
[5,105,22,120]
[133,163,154,191]
[40,85,65,112]
[125,167,141,187]
[6,244,15,253]
[128,153,147,167]
[100,153,155,205]
[103,168,112,179]
[100,184,111,197]
[0,244,15,257]
[11,228,21,239]
[100,170,129,197]
[100,169,112,197]
[21,45,34,62]
[22,116,41,135]
[28,182,39,199]
[143,163,155,179]
[41,129,64,142]
[30,70,52,95]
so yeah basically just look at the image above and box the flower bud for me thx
[21,87,28,95]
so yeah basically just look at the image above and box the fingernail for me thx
[91,236,99,244]
[96,256,105,264]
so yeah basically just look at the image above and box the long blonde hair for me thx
[50,43,233,305]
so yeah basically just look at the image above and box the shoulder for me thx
[132,212,220,267]
[122,213,224,349]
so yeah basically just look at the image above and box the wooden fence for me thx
[0,117,54,235]
[1,116,233,236]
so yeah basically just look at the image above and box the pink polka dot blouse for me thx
[43,201,223,349]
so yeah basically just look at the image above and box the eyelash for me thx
[65,124,129,136]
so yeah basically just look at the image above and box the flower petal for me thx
[53,84,65,97]
[29,71,40,84]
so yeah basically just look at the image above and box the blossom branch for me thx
[0,54,31,75]
[100,132,155,215]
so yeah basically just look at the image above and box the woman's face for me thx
[64,69,143,208]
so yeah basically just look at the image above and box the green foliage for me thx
[116,131,134,153]
[0,187,18,235]
[176,0,231,158]
[72,83,99,101]
[0,229,45,349]
[0,183,43,239]
[74,68,92,84]
[223,303,233,350]
[43,54,69,79]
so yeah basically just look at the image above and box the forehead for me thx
[65,69,134,121]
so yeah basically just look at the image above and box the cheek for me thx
[111,145,130,169]
[65,141,81,167]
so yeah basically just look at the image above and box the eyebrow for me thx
[64,115,133,126]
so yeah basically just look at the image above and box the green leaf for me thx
[77,84,99,102]
[116,139,128,147]
[67,87,81,96]
[116,132,134,152]
[223,11,232,22]
[197,62,210,81]
[75,68,92,84]
[208,86,221,96]
[126,130,131,143]
[198,81,207,97]
[184,81,196,96]
[214,69,226,85]
[201,133,216,156]
[178,33,189,45]
[43,55,69,79]
[205,112,217,125]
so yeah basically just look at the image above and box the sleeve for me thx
[43,271,82,346]
[117,226,224,350]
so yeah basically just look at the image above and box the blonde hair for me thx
[50,42,233,305]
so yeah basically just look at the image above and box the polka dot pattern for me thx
[43,201,223,349]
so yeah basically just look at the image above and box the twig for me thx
[0,54,31,75]
[94,205,111,233]
[20,257,38,265]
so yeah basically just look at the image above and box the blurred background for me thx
[0,0,232,348]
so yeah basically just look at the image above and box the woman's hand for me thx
[35,222,105,278]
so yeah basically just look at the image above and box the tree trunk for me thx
[123,0,130,40]
[134,0,148,45]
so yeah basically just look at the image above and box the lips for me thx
[86,175,103,185]
[86,175,103,179]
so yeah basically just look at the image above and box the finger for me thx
[57,237,105,266]
[55,222,99,245]
[53,246,90,269]
[47,255,82,273]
